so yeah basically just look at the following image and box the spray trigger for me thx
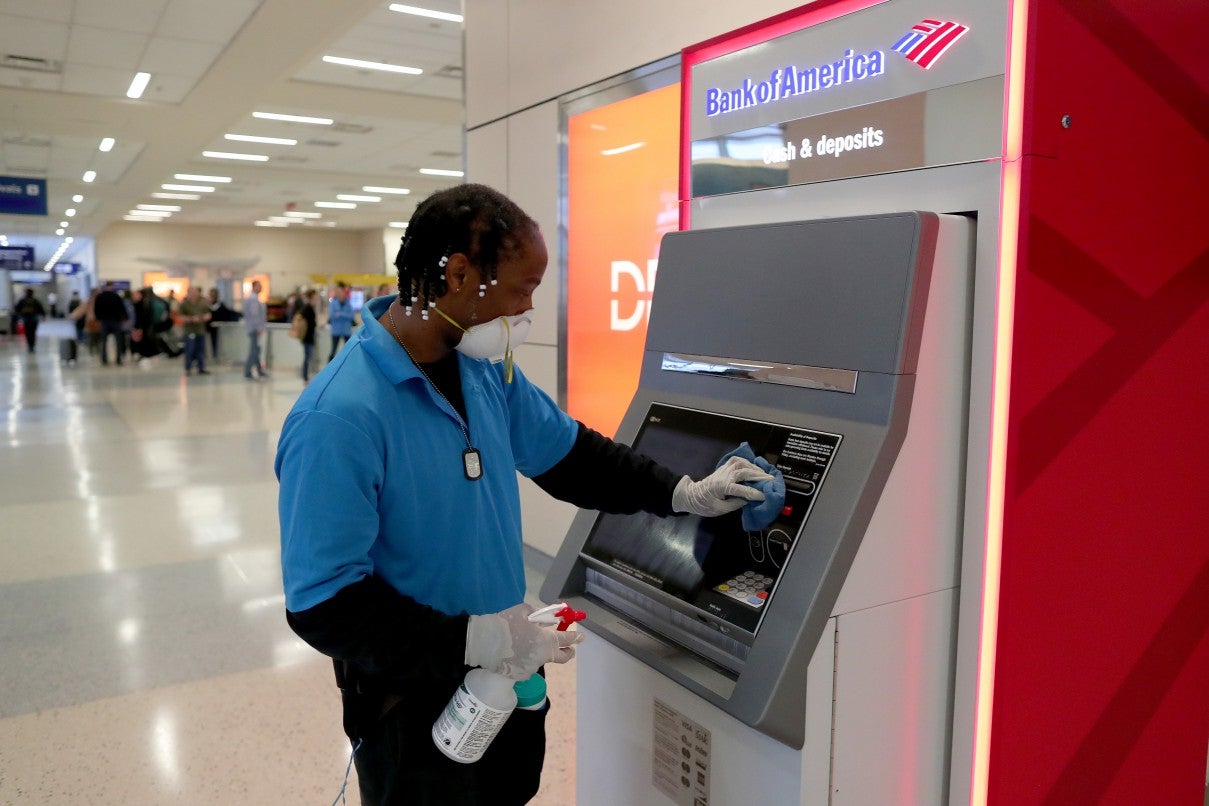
[528,602,587,631]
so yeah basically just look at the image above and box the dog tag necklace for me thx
[388,300,483,481]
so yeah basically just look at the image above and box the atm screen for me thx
[581,403,841,635]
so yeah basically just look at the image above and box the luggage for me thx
[59,339,78,363]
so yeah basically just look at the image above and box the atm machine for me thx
[544,210,974,804]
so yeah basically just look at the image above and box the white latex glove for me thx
[465,603,583,680]
[671,455,774,517]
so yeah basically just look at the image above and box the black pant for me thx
[21,317,39,352]
[329,333,349,361]
[350,671,548,805]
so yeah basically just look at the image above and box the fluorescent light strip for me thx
[253,111,332,125]
[389,4,463,22]
[82,171,96,183]
[225,133,297,145]
[203,150,269,161]
[284,212,322,219]
[99,137,115,152]
[322,55,422,75]
[124,216,162,222]
[337,194,381,202]
[153,192,201,200]
[388,222,409,228]
[137,205,181,211]
[254,221,288,227]
[315,201,356,209]
[419,168,464,177]
[163,184,215,192]
[174,173,232,183]
[127,210,171,216]
[363,186,411,195]
[126,71,151,99]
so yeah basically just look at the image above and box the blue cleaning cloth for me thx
[716,442,786,531]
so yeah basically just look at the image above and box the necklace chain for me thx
[387,300,474,451]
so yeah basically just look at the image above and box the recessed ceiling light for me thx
[153,192,202,200]
[72,194,84,203]
[59,221,69,227]
[126,71,151,99]
[124,216,161,222]
[65,237,74,244]
[389,222,409,228]
[82,171,96,183]
[162,184,215,192]
[253,111,333,125]
[363,186,411,195]
[65,208,76,217]
[225,134,298,145]
[203,151,269,161]
[419,168,464,177]
[99,137,115,152]
[315,201,356,209]
[388,4,464,23]
[284,212,322,219]
[175,174,232,183]
[337,194,381,202]
[138,205,181,211]
[322,55,422,75]
[55,228,64,235]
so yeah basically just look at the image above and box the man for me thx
[13,289,45,353]
[243,280,268,379]
[275,185,777,805]
[327,281,355,362]
[92,282,129,366]
[178,286,211,376]
[206,288,238,360]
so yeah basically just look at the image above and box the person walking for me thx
[13,289,45,354]
[298,289,317,382]
[327,282,355,362]
[93,282,129,366]
[178,286,212,376]
[243,280,268,380]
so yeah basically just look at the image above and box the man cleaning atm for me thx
[275,184,784,805]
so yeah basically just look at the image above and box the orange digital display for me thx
[566,82,681,437]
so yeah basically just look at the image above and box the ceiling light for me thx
[315,201,356,209]
[225,134,298,145]
[82,171,96,182]
[322,55,422,75]
[59,221,69,227]
[163,184,215,192]
[389,222,409,228]
[127,210,171,217]
[72,194,84,203]
[153,192,201,200]
[126,71,151,99]
[65,208,76,217]
[254,221,288,227]
[174,173,232,183]
[419,168,464,177]
[389,4,464,22]
[363,186,411,195]
[65,237,73,243]
[124,216,161,222]
[284,211,322,219]
[99,137,115,152]
[203,150,269,161]
[138,205,181,211]
[337,194,381,202]
[253,111,333,125]
[55,228,64,235]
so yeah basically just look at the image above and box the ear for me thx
[443,252,472,295]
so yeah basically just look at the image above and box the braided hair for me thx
[394,184,537,315]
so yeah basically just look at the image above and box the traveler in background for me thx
[13,289,45,354]
[243,280,268,380]
[47,290,59,318]
[93,282,129,366]
[327,282,355,362]
[207,288,239,361]
[299,289,318,383]
[68,289,99,351]
[67,290,83,337]
[121,290,136,357]
[178,286,212,376]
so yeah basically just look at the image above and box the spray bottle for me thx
[432,603,586,763]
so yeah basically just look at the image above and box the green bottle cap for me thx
[513,674,547,709]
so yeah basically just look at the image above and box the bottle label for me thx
[432,682,513,763]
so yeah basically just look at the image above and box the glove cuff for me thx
[671,475,692,514]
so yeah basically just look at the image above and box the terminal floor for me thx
[0,322,576,805]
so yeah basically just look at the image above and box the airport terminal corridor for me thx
[0,321,575,804]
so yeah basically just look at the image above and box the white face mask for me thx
[435,307,533,381]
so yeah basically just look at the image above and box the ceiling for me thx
[0,0,466,265]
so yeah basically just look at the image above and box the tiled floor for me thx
[0,322,575,805]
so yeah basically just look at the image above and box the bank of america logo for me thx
[892,19,969,69]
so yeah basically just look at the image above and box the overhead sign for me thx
[54,262,81,275]
[0,176,48,216]
[0,245,36,270]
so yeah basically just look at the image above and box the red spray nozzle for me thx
[553,604,586,631]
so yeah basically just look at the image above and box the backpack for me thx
[289,312,307,339]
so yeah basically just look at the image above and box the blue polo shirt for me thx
[276,295,578,616]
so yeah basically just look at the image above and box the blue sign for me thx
[705,49,887,118]
[0,245,36,270]
[54,262,81,275]
[0,176,48,216]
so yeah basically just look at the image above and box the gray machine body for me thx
[543,210,942,747]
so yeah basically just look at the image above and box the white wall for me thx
[464,1,803,557]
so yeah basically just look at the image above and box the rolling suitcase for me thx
[59,339,78,363]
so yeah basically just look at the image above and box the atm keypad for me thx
[714,572,772,609]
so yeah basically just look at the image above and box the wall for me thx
[464,0,803,558]
[97,221,388,295]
